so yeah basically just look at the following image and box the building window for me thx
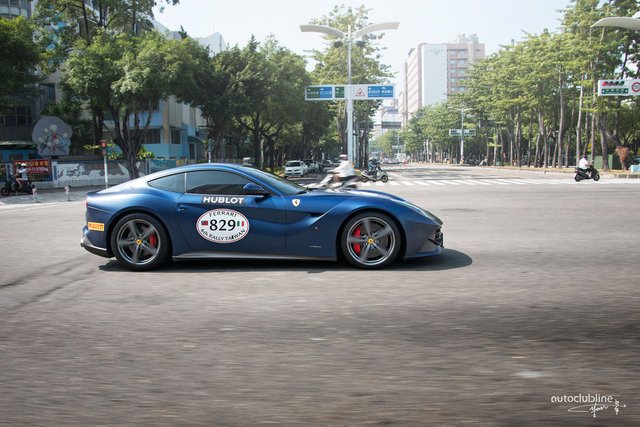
[0,104,32,127]
[171,129,181,145]
[39,83,56,110]
[143,129,161,144]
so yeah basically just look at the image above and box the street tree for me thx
[62,30,200,178]
[0,17,42,112]
[34,0,180,146]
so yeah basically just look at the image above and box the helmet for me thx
[20,163,26,167]
[339,154,348,161]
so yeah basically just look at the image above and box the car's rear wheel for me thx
[341,212,401,269]
[110,213,169,271]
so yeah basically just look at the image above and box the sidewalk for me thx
[0,185,100,205]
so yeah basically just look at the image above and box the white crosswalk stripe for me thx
[358,177,640,187]
[458,179,482,186]
[496,179,527,185]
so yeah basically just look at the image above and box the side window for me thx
[186,170,251,195]
[148,173,185,193]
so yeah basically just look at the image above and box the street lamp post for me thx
[300,22,399,163]
[592,16,640,31]
[460,107,467,164]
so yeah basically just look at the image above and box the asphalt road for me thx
[1,165,638,426]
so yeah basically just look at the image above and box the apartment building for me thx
[400,34,485,125]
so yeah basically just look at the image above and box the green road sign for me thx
[305,86,334,100]
[305,84,395,101]
[598,79,640,96]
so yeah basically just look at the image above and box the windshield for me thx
[242,167,306,196]
[286,161,301,167]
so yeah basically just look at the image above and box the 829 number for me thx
[209,219,238,231]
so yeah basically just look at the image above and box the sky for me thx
[152,0,573,87]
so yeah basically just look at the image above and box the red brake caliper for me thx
[149,233,158,248]
[353,227,362,255]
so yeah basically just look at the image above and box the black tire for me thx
[0,186,10,197]
[381,175,389,183]
[110,213,169,271]
[593,172,600,181]
[341,212,401,269]
[360,175,368,182]
[574,175,582,182]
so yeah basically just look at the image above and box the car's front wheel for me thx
[110,213,169,271]
[341,212,401,269]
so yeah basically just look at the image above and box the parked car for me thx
[303,159,319,173]
[80,163,444,271]
[284,160,306,178]
[322,159,333,170]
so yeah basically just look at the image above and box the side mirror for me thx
[242,182,270,197]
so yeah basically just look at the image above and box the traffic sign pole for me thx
[304,84,395,164]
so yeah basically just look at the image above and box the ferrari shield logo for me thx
[292,199,300,207]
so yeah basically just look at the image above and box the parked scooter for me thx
[574,166,600,182]
[360,167,389,183]
[1,175,35,197]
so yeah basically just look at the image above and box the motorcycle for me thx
[360,167,389,183]
[306,171,358,190]
[574,166,600,182]
[1,175,35,197]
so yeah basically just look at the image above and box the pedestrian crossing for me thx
[359,177,640,187]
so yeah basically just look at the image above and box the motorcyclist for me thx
[367,158,379,179]
[578,155,592,177]
[332,154,357,187]
[15,163,28,190]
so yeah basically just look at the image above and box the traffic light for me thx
[100,140,107,156]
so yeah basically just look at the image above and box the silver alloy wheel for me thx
[115,218,162,267]
[344,215,398,267]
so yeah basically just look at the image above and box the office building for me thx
[400,34,485,125]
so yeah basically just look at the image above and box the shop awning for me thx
[188,136,205,145]
[0,141,36,148]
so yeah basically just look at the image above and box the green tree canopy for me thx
[0,17,42,112]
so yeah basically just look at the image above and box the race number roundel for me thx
[196,209,250,243]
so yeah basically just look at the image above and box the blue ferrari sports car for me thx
[81,163,443,270]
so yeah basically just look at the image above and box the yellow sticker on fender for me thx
[88,222,105,231]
